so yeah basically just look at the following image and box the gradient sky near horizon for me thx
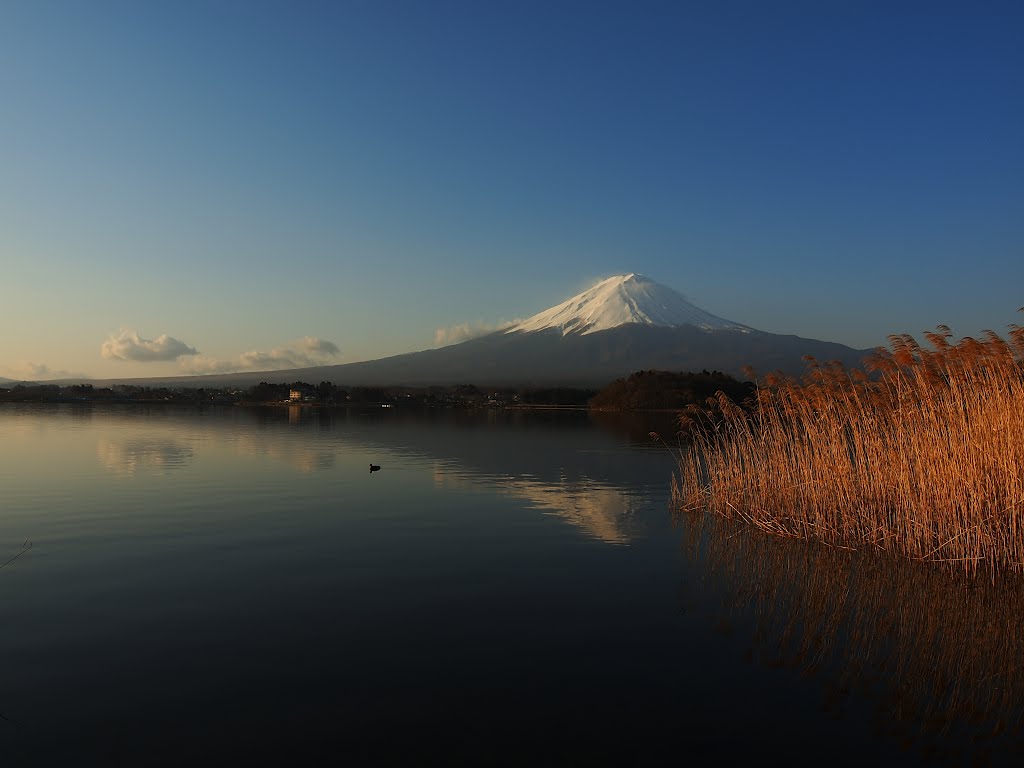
[2,0,1022,380]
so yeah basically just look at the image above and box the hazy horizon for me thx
[2,1,1022,379]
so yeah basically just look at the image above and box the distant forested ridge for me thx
[589,370,755,411]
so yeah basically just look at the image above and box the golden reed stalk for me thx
[672,315,1024,578]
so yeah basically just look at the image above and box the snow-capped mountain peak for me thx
[504,273,749,336]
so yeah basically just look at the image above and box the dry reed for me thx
[673,316,1024,578]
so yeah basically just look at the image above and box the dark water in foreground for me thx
[0,404,1022,766]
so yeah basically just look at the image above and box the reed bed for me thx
[672,318,1024,578]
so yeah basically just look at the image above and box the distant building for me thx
[289,386,316,402]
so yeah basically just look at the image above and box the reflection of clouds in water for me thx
[95,423,338,477]
[3,408,90,439]
[432,462,463,490]
[227,433,336,474]
[97,437,196,476]
[3,421,43,440]
[433,462,640,545]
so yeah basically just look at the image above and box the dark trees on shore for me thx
[589,369,754,411]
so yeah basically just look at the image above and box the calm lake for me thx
[1,404,1021,766]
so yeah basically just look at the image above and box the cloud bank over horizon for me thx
[7,361,88,381]
[433,319,520,347]
[101,330,199,362]
[181,337,341,374]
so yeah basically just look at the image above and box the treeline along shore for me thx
[0,381,594,408]
[0,370,753,411]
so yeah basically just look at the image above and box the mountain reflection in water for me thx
[433,464,642,544]
[679,511,1024,763]
[232,407,669,545]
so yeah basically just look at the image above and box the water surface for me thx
[0,404,1021,765]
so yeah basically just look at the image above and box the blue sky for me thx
[1,0,1022,379]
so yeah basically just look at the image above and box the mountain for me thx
[74,274,870,389]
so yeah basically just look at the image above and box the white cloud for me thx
[181,337,341,374]
[434,320,519,347]
[101,330,199,362]
[8,361,86,381]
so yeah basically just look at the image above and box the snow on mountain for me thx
[504,273,750,336]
